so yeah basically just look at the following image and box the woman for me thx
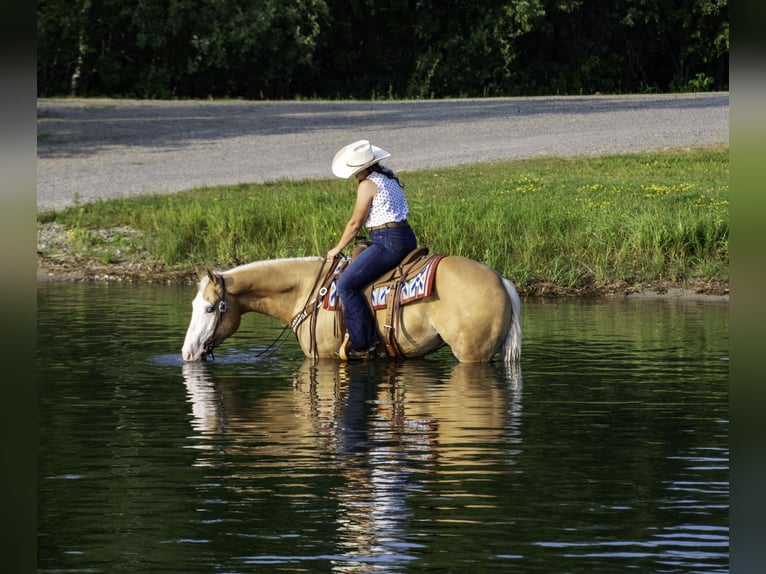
[327,139,417,359]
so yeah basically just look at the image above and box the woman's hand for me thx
[326,246,342,260]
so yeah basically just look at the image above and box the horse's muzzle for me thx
[182,344,210,362]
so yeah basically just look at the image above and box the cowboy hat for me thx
[332,139,391,179]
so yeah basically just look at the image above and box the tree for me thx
[38,0,330,98]
[620,0,728,91]
[36,0,728,98]
[406,0,545,98]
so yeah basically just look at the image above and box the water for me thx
[37,283,729,573]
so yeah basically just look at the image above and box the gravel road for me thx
[37,93,729,212]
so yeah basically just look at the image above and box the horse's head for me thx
[181,269,242,361]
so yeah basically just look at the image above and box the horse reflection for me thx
[290,360,523,469]
[181,359,522,570]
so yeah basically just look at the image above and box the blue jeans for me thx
[337,225,417,351]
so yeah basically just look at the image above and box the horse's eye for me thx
[206,305,215,313]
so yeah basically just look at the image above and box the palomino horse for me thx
[181,255,521,363]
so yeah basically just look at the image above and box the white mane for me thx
[195,257,323,288]
[226,256,323,275]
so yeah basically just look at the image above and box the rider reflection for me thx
[330,360,420,566]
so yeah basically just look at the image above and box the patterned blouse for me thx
[364,171,409,228]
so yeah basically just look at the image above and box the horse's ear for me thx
[206,268,217,284]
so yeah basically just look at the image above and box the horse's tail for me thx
[500,276,522,363]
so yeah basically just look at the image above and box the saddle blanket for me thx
[323,255,442,311]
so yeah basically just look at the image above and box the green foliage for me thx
[41,147,728,290]
[38,0,330,98]
[37,0,728,98]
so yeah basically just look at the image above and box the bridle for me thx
[200,258,341,362]
[200,271,292,361]
[201,273,228,360]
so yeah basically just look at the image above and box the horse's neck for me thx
[225,257,323,323]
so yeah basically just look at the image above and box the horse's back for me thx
[435,255,510,303]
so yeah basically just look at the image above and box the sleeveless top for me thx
[364,171,410,228]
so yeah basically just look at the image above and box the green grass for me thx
[38,145,728,289]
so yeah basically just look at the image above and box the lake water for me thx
[37,282,729,573]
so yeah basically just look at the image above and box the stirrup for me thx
[337,332,351,361]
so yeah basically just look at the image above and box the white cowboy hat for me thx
[332,139,391,179]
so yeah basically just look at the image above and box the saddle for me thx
[366,246,446,356]
[291,246,446,358]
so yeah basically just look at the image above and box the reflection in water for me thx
[182,359,522,570]
[39,284,728,573]
[183,362,225,436]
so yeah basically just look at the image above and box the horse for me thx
[181,254,521,363]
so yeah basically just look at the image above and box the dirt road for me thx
[37,93,728,212]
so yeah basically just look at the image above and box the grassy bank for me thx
[38,145,728,292]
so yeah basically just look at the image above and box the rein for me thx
[291,256,344,360]
[249,324,293,359]
[203,257,342,362]
[203,271,293,361]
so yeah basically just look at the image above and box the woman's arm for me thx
[326,180,376,259]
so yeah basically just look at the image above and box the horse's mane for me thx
[224,256,323,275]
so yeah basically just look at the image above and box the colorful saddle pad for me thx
[323,255,443,311]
